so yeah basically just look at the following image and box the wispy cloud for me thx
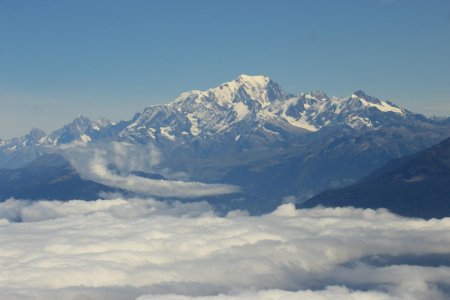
[59,142,240,198]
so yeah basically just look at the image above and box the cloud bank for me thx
[59,142,239,198]
[0,199,449,299]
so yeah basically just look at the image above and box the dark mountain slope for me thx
[303,137,450,219]
[0,154,118,201]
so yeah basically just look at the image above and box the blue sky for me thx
[1,0,450,138]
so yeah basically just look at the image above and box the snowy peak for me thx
[92,118,113,131]
[226,74,285,105]
[174,74,285,109]
[122,75,290,142]
[26,128,46,142]
[302,91,330,102]
[0,115,114,157]
[60,115,92,133]
[49,115,93,144]
[352,90,382,104]
[71,115,92,127]
[350,91,404,115]
[236,74,268,83]
[215,74,272,94]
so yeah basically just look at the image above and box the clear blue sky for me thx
[1,0,450,138]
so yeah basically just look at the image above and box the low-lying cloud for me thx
[59,142,239,198]
[0,198,449,300]
[137,286,441,300]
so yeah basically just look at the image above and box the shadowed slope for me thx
[303,138,450,218]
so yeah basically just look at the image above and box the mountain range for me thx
[1,75,449,216]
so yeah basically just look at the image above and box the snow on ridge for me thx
[347,115,374,129]
[147,128,156,139]
[352,94,403,114]
[268,96,321,132]
[80,134,91,143]
[172,74,275,108]
[233,102,250,121]
[160,126,175,141]
[187,114,200,136]
[237,74,270,84]
[208,74,273,107]
[361,98,404,114]
[283,114,319,132]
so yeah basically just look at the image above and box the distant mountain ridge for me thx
[1,74,449,168]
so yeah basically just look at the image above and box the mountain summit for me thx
[174,74,284,107]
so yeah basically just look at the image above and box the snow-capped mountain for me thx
[120,75,417,141]
[111,74,434,157]
[0,74,448,168]
[0,128,50,169]
[49,115,116,144]
[0,116,114,168]
[1,74,449,213]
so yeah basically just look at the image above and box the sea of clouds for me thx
[0,198,449,300]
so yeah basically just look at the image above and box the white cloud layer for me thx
[0,199,449,300]
[59,142,239,198]
[137,286,438,300]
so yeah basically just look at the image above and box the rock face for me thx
[303,137,450,219]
